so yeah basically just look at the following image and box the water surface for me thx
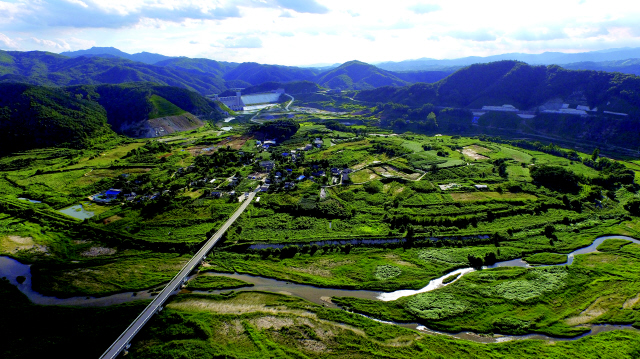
[58,204,95,220]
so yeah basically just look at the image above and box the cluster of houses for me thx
[299,138,324,151]
[258,138,324,153]
[92,188,157,203]
[256,140,277,150]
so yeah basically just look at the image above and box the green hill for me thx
[219,80,322,96]
[0,50,227,94]
[154,57,236,78]
[222,62,318,85]
[148,95,186,119]
[66,83,223,137]
[356,61,640,115]
[0,82,224,152]
[562,59,640,76]
[315,60,409,90]
[0,83,115,153]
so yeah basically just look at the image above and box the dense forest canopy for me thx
[356,61,640,116]
[0,82,223,152]
[0,83,115,153]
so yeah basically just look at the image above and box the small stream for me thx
[2,235,640,342]
[0,256,154,307]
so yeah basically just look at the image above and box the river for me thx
[1,235,639,342]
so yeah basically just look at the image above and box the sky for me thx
[1,0,640,66]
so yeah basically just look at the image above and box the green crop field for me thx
[1,119,640,359]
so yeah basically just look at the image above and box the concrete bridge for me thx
[99,189,258,359]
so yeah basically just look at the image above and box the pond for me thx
[18,197,41,204]
[58,204,95,220]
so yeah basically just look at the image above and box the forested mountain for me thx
[314,60,408,90]
[0,82,223,152]
[0,49,470,96]
[0,50,228,94]
[0,83,114,152]
[356,60,640,115]
[562,59,640,76]
[376,47,640,71]
[391,70,455,84]
[154,57,237,78]
[60,47,174,64]
[222,62,319,87]
[219,81,322,96]
[67,83,223,137]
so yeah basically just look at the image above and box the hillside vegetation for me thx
[66,83,222,137]
[148,95,186,119]
[316,60,409,90]
[0,83,115,153]
[0,82,223,152]
[356,61,640,115]
[0,50,227,94]
[563,59,640,76]
[0,50,462,96]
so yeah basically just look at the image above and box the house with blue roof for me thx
[297,175,306,181]
[105,189,122,199]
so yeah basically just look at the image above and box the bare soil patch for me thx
[8,235,32,245]
[565,297,611,325]
[2,235,48,254]
[103,215,123,225]
[462,146,490,160]
[290,266,332,278]
[623,293,640,309]
[251,316,294,330]
[469,145,491,153]
[81,247,116,257]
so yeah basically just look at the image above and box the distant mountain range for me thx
[375,47,640,71]
[0,48,455,94]
[2,46,640,98]
[356,60,640,115]
[61,47,174,65]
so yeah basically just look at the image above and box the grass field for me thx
[149,95,187,119]
[450,191,537,202]
[1,125,640,357]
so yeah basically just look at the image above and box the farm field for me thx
[1,119,640,358]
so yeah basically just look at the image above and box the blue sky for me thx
[1,0,640,65]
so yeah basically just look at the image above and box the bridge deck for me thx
[100,190,257,359]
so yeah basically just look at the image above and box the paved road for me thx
[284,93,294,110]
[99,189,258,359]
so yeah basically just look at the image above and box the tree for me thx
[591,148,600,162]
[544,224,555,238]
[425,112,438,130]
[530,165,581,193]
[624,199,640,216]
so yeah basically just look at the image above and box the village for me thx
[88,136,355,205]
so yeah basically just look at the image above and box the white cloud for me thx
[2,0,640,65]
[408,3,441,14]
[448,29,497,42]
[217,36,263,48]
[30,37,71,50]
[0,32,19,49]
